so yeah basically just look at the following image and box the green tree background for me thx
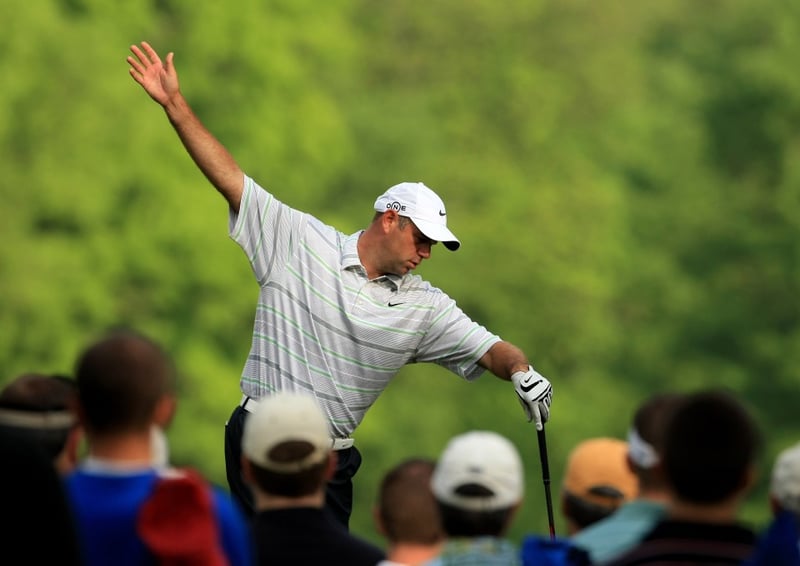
[2,0,798,546]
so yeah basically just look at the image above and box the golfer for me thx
[127,41,553,528]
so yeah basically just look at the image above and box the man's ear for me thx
[739,464,758,495]
[381,210,399,232]
[68,394,85,424]
[372,504,387,537]
[153,394,177,428]
[64,425,84,468]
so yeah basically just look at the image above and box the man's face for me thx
[385,214,437,275]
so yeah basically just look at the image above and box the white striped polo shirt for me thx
[229,175,501,437]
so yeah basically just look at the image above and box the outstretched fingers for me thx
[140,41,162,66]
[127,45,148,83]
[127,42,162,72]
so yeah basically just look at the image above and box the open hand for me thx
[127,41,180,107]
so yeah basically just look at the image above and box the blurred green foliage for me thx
[2,0,798,547]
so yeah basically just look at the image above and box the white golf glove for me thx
[511,365,552,431]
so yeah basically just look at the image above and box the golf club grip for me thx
[537,426,557,538]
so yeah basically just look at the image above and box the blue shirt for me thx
[65,466,253,566]
[743,510,800,566]
[570,499,666,563]
[423,536,520,566]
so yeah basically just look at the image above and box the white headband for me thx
[0,409,74,430]
[627,427,659,469]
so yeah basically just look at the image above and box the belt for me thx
[240,395,354,451]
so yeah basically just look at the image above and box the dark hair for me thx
[437,483,514,537]
[74,328,175,435]
[250,453,328,497]
[0,426,71,461]
[372,211,413,230]
[438,503,514,537]
[0,373,78,460]
[561,490,621,529]
[663,388,761,504]
[377,458,443,544]
[631,392,685,489]
[0,373,76,411]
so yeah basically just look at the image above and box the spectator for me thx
[425,430,524,565]
[608,388,762,565]
[0,372,83,474]
[0,432,83,565]
[64,328,253,566]
[373,458,445,565]
[561,438,638,535]
[242,390,385,565]
[520,436,637,566]
[744,440,800,565]
[570,393,683,563]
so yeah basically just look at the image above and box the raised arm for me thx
[127,42,244,212]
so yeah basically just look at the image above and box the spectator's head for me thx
[431,430,523,537]
[627,392,685,496]
[374,458,444,549]
[74,329,177,441]
[561,438,638,534]
[662,388,761,508]
[0,373,82,473]
[241,391,334,502]
[769,441,800,520]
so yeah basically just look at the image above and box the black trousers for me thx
[224,404,362,529]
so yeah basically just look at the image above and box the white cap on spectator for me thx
[242,392,331,473]
[771,441,800,514]
[431,430,523,511]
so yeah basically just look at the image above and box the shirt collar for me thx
[342,231,403,291]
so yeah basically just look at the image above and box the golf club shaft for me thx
[537,426,556,539]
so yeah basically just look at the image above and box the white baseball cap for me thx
[242,392,331,473]
[374,182,461,251]
[771,440,800,514]
[431,430,523,512]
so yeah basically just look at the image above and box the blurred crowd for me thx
[1,328,798,565]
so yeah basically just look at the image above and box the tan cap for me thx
[562,438,638,507]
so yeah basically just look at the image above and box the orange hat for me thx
[562,438,638,508]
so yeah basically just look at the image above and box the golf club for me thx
[537,425,556,539]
